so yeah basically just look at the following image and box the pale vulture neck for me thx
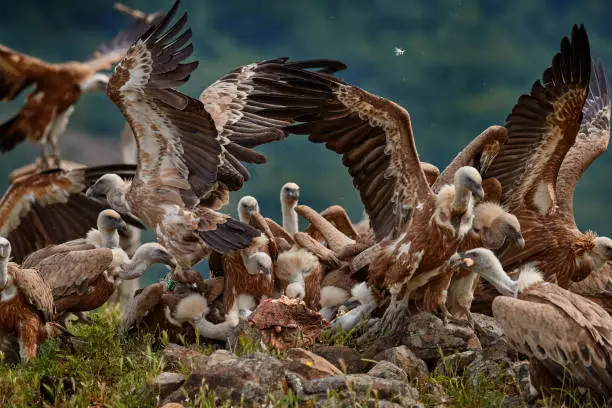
[452,185,473,215]
[482,262,518,297]
[282,201,298,234]
[100,229,120,249]
[0,258,8,289]
[118,251,151,280]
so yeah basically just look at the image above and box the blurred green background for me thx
[0,0,611,284]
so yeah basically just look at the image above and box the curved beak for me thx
[115,219,128,235]
[261,266,272,282]
[449,252,473,270]
[85,186,96,198]
[515,235,526,249]
[0,245,9,259]
[470,185,485,201]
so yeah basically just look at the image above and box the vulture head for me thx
[244,252,272,281]
[281,182,300,205]
[0,237,10,289]
[0,237,10,260]
[594,237,612,264]
[450,247,518,297]
[86,173,131,213]
[80,73,110,93]
[286,281,306,300]
[98,209,128,235]
[117,243,177,280]
[472,202,525,254]
[237,195,260,223]
[454,166,484,201]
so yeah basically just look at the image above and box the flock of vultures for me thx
[0,0,611,400]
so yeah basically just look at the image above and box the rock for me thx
[472,313,508,360]
[363,312,481,360]
[367,361,408,382]
[284,348,342,380]
[312,344,363,373]
[150,372,186,401]
[226,320,265,352]
[163,351,286,406]
[302,374,419,402]
[162,343,209,372]
[464,355,513,389]
[248,296,330,350]
[434,350,480,377]
[511,361,540,403]
[373,346,429,381]
[160,404,185,408]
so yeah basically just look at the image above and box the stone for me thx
[511,361,540,403]
[362,312,481,360]
[373,346,429,381]
[226,320,265,352]
[284,348,342,380]
[162,351,286,406]
[434,350,480,377]
[367,361,408,382]
[160,404,185,408]
[162,343,209,372]
[302,374,419,402]
[312,344,363,373]
[150,372,186,401]
[472,313,509,360]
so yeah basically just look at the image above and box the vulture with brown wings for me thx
[0,164,144,264]
[0,11,157,167]
[451,248,612,395]
[86,0,347,271]
[482,27,612,289]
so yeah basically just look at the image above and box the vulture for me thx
[170,293,240,342]
[30,240,176,324]
[481,26,612,288]
[450,248,612,395]
[0,164,144,264]
[0,12,157,167]
[0,237,58,361]
[86,0,347,270]
[570,262,612,311]
[280,182,300,235]
[257,67,484,305]
[275,246,324,310]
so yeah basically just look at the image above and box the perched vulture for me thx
[482,26,612,288]
[0,237,57,361]
[33,242,175,324]
[258,68,485,302]
[451,248,612,395]
[280,182,300,235]
[87,0,347,269]
[275,246,324,310]
[0,164,144,264]
[171,293,240,342]
[0,12,156,167]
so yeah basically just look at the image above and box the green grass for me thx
[0,308,609,408]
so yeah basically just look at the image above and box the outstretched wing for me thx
[0,44,53,101]
[432,126,507,192]
[257,69,434,240]
[484,25,591,215]
[0,165,143,263]
[556,58,610,227]
[10,264,55,323]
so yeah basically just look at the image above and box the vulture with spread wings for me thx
[0,12,158,167]
[0,164,144,264]
[483,27,612,288]
[86,0,347,269]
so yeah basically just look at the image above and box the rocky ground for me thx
[0,307,609,407]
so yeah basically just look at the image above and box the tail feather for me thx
[198,218,260,253]
[0,113,26,152]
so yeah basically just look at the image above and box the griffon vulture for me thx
[482,26,612,288]
[0,12,157,167]
[451,248,612,395]
[280,182,300,235]
[0,164,144,263]
[0,237,58,361]
[87,0,347,270]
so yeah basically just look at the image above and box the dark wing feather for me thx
[256,68,433,240]
[556,58,610,227]
[484,25,591,215]
[0,165,143,263]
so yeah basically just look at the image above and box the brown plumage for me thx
[0,13,156,166]
[452,248,612,395]
[0,238,56,361]
[481,26,611,288]
[0,164,143,264]
[275,246,323,310]
[88,1,346,269]
[570,262,612,312]
[258,68,484,298]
